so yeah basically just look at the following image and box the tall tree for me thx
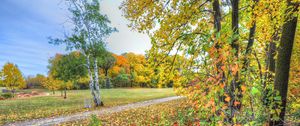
[270,1,298,125]
[41,76,62,95]
[50,0,117,106]
[122,0,297,125]
[230,0,241,119]
[48,52,87,98]
[99,52,116,88]
[124,53,149,87]
[111,54,129,78]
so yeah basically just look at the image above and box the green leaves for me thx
[274,96,281,101]
[251,87,259,95]
[49,52,87,82]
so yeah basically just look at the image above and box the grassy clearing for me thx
[64,98,189,126]
[0,88,175,124]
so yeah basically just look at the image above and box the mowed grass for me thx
[0,88,175,124]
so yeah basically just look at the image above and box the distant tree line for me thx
[0,52,185,93]
[43,51,179,91]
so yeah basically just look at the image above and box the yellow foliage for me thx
[41,77,61,91]
[1,63,26,90]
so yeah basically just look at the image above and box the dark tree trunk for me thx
[231,0,239,58]
[213,0,221,32]
[12,89,15,98]
[52,90,55,95]
[212,0,224,81]
[269,1,298,125]
[130,66,134,88]
[240,1,258,116]
[263,2,280,109]
[105,69,110,89]
[266,41,277,82]
[244,23,256,61]
[230,0,241,120]
[212,0,228,111]
[242,0,258,69]
[264,41,277,96]
[64,88,67,99]
[263,33,278,110]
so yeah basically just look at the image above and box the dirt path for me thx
[4,96,184,126]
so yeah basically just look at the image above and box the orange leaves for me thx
[113,54,129,68]
[204,98,216,112]
[241,85,247,92]
[224,93,231,103]
[83,99,187,126]
[231,63,239,75]
[221,65,226,71]
[234,101,240,106]
[225,96,231,102]
[220,83,225,88]
[206,76,216,83]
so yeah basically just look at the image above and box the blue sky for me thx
[0,0,151,76]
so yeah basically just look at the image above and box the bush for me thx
[0,96,5,100]
[75,77,90,89]
[112,74,130,87]
[88,115,102,126]
[1,93,14,99]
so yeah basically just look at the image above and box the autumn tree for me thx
[287,22,300,121]
[147,54,185,88]
[41,76,61,94]
[48,51,87,99]
[122,0,299,125]
[270,1,298,125]
[112,69,130,87]
[26,74,46,88]
[99,52,116,88]
[1,63,26,93]
[124,52,149,87]
[110,54,129,78]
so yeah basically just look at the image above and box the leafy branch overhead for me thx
[122,0,299,125]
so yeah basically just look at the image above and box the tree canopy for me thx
[1,63,26,90]
[122,0,299,125]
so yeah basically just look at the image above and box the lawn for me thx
[0,88,175,124]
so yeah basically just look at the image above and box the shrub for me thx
[75,77,90,89]
[1,93,14,99]
[88,115,102,126]
[112,74,130,87]
[0,96,5,100]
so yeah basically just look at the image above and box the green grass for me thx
[0,88,175,124]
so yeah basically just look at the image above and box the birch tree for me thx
[50,0,117,106]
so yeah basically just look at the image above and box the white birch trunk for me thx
[93,59,102,105]
[86,55,101,106]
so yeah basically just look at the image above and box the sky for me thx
[0,0,151,76]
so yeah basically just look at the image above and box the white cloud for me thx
[100,0,151,55]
